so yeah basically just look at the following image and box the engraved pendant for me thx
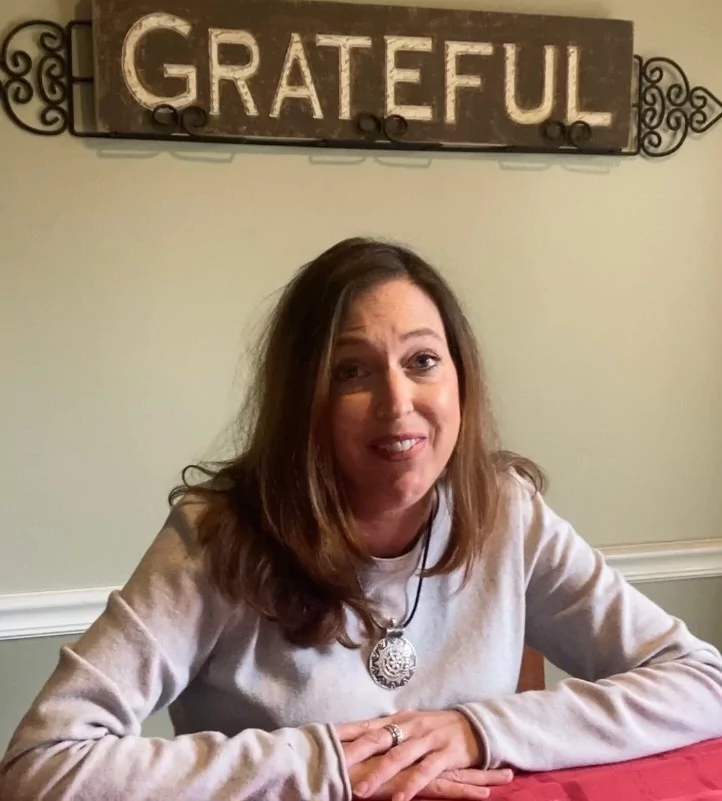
[368,620,417,690]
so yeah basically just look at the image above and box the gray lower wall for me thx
[2,578,722,752]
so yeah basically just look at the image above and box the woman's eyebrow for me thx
[336,327,442,347]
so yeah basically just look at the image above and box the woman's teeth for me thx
[378,438,420,453]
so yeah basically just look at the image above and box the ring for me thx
[383,722,404,748]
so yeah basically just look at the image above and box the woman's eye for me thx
[410,352,440,371]
[332,363,364,382]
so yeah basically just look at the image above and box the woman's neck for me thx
[352,490,436,559]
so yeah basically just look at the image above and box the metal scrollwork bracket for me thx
[0,19,70,136]
[1,18,722,158]
[633,55,722,157]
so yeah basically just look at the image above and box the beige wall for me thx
[2,1,721,594]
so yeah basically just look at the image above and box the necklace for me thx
[367,510,434,690]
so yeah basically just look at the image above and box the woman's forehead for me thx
[339,280,444,336]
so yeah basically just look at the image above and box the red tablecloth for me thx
[489,738,722,801]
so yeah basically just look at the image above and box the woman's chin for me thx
[378,474,437,508]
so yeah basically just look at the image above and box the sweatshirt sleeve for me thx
[458,478,722,772]
[0,497,351,801]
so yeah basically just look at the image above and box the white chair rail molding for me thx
[2,537,722,641]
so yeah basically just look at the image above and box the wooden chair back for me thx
[516,646,545,692]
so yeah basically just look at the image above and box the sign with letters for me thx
[91,0,635,150]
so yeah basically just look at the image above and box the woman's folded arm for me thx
[0,499,351,801]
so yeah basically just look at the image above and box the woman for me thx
[2,237,722,801]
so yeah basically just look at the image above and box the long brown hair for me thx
[169,237,545,648]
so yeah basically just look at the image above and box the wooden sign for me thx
[91,0,635,150]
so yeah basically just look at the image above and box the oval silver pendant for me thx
[368,633,417,690]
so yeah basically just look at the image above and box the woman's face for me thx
[329,279,461,514]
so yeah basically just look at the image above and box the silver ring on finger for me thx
[383,722,405,748]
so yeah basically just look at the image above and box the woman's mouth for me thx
[370,435,426,460]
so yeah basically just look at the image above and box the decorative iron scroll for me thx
[636,56,722,158]
[2,18,721,158]
[0,20,69,136]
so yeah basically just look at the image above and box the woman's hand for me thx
[349,760,511,800]
[335,710,513,801]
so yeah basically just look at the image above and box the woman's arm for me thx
[0,498,350,801]
[458,478,722,772]
[339,476,722,800]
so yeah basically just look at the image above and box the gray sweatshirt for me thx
[2,474,722,801]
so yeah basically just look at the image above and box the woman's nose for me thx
[374,369,413,420]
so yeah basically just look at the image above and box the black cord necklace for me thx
[367,509,435,690]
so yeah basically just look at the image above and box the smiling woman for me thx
[2,237,722,801]
[329,280,462,559]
